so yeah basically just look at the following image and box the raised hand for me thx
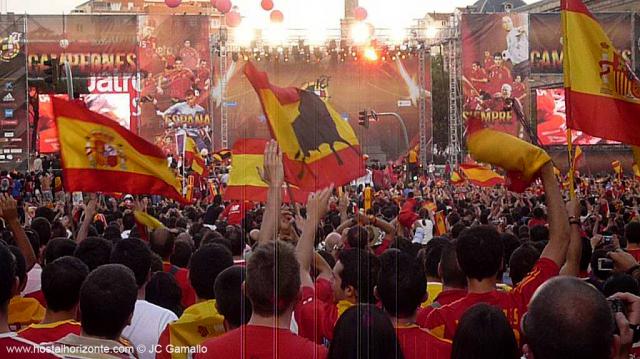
[257,140,284,188]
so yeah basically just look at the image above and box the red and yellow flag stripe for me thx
[52,97,184,202]
[459,163,505,187]
[562,0,640,145]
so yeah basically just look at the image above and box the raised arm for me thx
[76,195,97,244]
[257,140,284,244]
[1,194,36,270]
[539,162,571,267]
[296,186,333,288]
[560,197,582,276]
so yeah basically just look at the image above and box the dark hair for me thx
[450,222,467,239]
[41,256,89,312]
[452,303,519,359]
[508,243,540,286]
[347,226,369,249]
[580,237,592,272]
[146,272,183,317]
[377,249,425,318]
[328,304,404,359]
[201,231,230,250]
[0,244,16,311]
[189,244,233,300]
[170,240,193,268]
[122,212,135,231]
[440,242,466,288]
[9,246,27,289]
[31,217,52,246]
[25,230,40,259]
[110,238,152,288]
[532,207,545,219]
[456,226,504,280]
[525,277,614,359]
[423,237,448,278]
[103,225,122,243]
[150,228,175,259]
[625,222,640,245]
[225,228,245,257]
[337,249,380,304]
[34,208,56,224]
[44,238,77,266]
[246,241,300,316]
[529,225,549,243]
[602,273,640,297]
[80,264,138,340]
[50,221,68,239]
[214,266,252,328]
[74,237,113,272]
[501,233,520,267]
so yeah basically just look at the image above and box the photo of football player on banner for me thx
[137,15,212,157]
[461,13,530,140]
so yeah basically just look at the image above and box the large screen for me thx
[536,88,618,145]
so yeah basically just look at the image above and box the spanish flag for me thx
[434,211,447,236]
[612,160,623,177]
[243,62,365,190]
[184,137,208,177]
[466,122,551,192]
[562,0,640,146]
[459,163,505,187]
[572,145,584,170]
[450,170,464,186]
[133,210,165,241]
[212,149,231,163]
[224,139,309,203]
[52,97,184,202]
[633,164,640,181]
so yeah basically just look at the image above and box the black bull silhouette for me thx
[290,90,360,178]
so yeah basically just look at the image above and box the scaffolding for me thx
[219,43,229,149]
[417,48,430,167]
[447,14,462,166]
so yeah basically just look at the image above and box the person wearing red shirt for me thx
[625,222,640,262]
[488,53,513,95]
[294,186,381,344]
[0,244,59,358]
[376,249,452,359]
[198,241,327,359]
[19,257,87,344]
[219,200,249,226]
[179,40,200,71]
[150,228,196,307]
[424,163,571,342]
[469,61,489,93]
[417,243,467,325]
[483,50,495,70]
[160,58,195,101]
[512,75,526,102]
[194,59,211,92]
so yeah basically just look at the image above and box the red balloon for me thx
[165,0,181,8]
[210,0,217,7]
[226,11,241,27]
[260,0,274,11]
[354,6,367,21]
[216,0,232,14]
[270,10,284,23]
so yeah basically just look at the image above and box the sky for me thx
[6,0,537,30]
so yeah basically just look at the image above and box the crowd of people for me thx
[2,141,640,358]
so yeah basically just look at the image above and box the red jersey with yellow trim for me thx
[416,289,467,327]
[396,325,451,359]
[18,320,81,344]
[162,262,196,308]
[295,277,339,345]
[0,333,60,358]
[424,258,559,341]
[166,69,195,100]
[23,290,46,308]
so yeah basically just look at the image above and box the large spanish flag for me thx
[562,0,640,145]
[459,163,505,187]
[184,137,208,177]
[450,170,465,186]
[224,138,309,203]
[52,97,184,202]
[612,160,623,177]
[243,61,365,190]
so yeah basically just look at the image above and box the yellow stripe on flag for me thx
[227,154,269,188]
[134,210,165,230]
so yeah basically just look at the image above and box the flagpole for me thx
[182,134,186,197]
[567,129,576,199]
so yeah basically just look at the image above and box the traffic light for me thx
[358,109,369,128]
[43,58,60,89]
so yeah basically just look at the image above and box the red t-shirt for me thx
[528,218,547,229]
[424,258,559,342]
[167,69,195,100]
[0,333,59,358]
[396,325,451,359]
[197,325,327,359]
[469,67,488,92]
[488,65,513,94]
[18,320,81,344]
[416,289,468,327]
[295,278,338,344]
[220,202,248,226]
[24,291,46,308]
[162,262,196,308]
[628,248,640,262]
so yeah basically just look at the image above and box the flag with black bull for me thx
[243,61,365,190]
